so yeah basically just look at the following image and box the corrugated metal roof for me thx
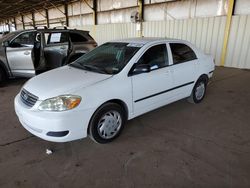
[0,0,77,20]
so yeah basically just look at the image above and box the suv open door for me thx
[43,31,69,70]
[6,31,37,77]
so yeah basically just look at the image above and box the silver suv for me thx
[0,28,97,85]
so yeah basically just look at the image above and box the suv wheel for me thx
[0,68,6,87]
[89,103,126,144]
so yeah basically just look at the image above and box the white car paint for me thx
[14,38,215,142]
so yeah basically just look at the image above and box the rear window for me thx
[69,32,88,42]
[170,43,197,64]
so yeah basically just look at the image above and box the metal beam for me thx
[24,14,33,22]
[31,12,35,28]
[15,16,22,23]
[13,17,17,30]
[220,0,235,66]
[138,0,144,22]
[21,14,25,29]
[93,0,97,25]
[0,0,76,20]
[138,0,144,37]
[45,9,49,28]
[64,3,69,26]
[7,19,11,31]
[48,1,65,16]
[33,8,46,19]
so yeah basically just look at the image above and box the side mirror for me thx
[2,41,9,47]
[132,64,150,75]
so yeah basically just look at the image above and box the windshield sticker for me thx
[127,43,144,48]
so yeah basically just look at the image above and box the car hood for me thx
[23,66,112,100]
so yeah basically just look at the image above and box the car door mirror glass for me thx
[133,64,150,75]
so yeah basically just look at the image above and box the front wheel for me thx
[89,103,126,144]
[0,68,6,87]
[188,79,207,104]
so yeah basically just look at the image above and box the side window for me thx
[47,32,68,44]
[69,33,88,42]
[137,44,168,70]
[170,43,197,64]
[10,32,36,48]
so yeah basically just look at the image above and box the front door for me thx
[131,43,174,116]
[6,31,36,77]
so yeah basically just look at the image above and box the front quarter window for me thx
[71,42,141,75]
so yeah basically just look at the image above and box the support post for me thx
[45,9,50,28]
[13,17,17,30]
[7,20,10,31]
[138,0,144,21]
[21,14,25,30]
[64,3,69,26]
[138,0,144,37]
[93,0,97,25]
[32,12,36,28]
[220,0,235,66]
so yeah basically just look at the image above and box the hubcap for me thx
[97,111,122,139]
[195,82,205,100]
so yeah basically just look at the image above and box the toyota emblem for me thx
[23,94,29,100]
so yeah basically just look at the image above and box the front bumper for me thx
[14,94,95,142]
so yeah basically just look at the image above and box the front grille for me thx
[20,89,38,108]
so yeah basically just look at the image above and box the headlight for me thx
[38,95,81,111]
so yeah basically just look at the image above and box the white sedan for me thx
[14,38,215,144]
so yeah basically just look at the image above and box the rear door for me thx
[168,43,198,98]
[6,31,36,77]
[43,31,69,69]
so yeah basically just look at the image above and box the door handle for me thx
[24,51,30,55]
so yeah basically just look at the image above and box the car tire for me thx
[89,103,126,144]
[0,68,6,87]
[188,78,207,104]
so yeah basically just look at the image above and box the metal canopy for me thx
[0,0,77,21]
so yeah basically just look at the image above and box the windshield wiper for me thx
[82,64,108,74]
[70,63,109,74]
[69,63,85,70]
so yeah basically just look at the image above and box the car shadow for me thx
[4,78,29,87]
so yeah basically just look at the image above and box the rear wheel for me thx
[188,79,207,104]
[89,103,126,144]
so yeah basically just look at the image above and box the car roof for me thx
[111,37,187,45]
[14,28,89,33]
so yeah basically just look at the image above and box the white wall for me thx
[79,17,227,67]
[234,0,250,15]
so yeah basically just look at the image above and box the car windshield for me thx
[70,42,141,74]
